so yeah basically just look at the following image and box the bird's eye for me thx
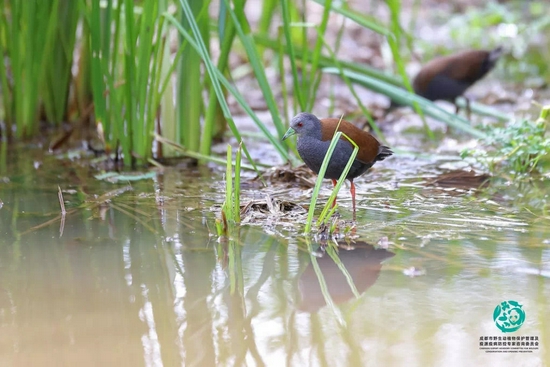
[297,122,303,127]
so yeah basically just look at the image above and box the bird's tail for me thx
[489,46,504,63]
[376,145,393,161]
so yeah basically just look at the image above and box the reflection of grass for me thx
[19,186,148,236]
[306,238,346,325]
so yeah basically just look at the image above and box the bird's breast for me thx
[297,136,369,180]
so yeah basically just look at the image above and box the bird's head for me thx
[282,113,321,140]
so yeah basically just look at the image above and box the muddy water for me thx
[0,146,548,367]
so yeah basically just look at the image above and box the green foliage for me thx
[2,0,537,170]
[42,0,79,125]
[276,0,402,137]
[0,0,79,138]
[462,106,550,177]
[177,0,209,154]
[88,0,169,166]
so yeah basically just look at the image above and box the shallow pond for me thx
[0,143,548,367]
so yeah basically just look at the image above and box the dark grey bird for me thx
[282,112,392,220]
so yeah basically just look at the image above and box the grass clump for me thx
[462,105,550,178]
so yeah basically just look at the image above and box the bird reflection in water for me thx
[298,239,394,313]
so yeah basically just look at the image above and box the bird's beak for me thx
[282,127,296,141]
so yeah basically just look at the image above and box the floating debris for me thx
[240,194,307,225]
[377,236,390,249]
[95,171,157,182]
[403,267,426,278]
[255,163,317,188]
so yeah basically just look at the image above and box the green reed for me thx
[217,143,242,236]
[0,0,500,169]
[0,0,79,138]
[176,0,209,154]
[89,0,170,166]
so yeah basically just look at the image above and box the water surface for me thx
[0,146,548,367]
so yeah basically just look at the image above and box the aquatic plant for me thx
[462,105,550,177]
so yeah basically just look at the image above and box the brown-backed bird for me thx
[282,113,392,221]
[412,47,504,115]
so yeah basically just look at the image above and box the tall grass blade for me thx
[317,134,358,225]
[254,35,401,86]
[234,143,242,223]
[306,240,346,326]
[257,0,278,59]
[280,0,305,111]
[386,0,433,138]
[166,8,254,169]
[311,0,391,37]
[201,2,235,156]
[4,1,62,137]
[177,0,210,153]
[223,0,286,139]
[304,128,358,232]
[41,0,79,124]
[325,244,360,298]
[223,144,234,223]
[166,8,288,167]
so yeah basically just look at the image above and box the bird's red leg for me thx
[465,97,472,121]
[331,179,338,208]
[350,180,357,222]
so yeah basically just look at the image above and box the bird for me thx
[411,47,504,116]
[282,112,392,221]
